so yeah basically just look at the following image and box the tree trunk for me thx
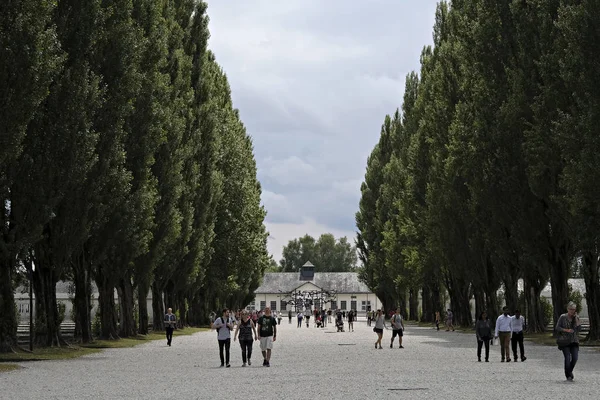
[408,288,419,321]
[32,258,60,347]
[549,241,570,325]
[117,277,136,337]
[152,282,164,331]
[421,285,432,322]
[96,265,119,340]
[138,280,150,334]
[582,251,600,341]
[72,253,92,343]
[0,258,17,353]
[484,288,499,323]
[474,288,485,320]
[524,278,546,333]
[503,272,519,312]
[446,274,472,327]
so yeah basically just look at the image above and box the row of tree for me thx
[356,0,600,340]
[277,234,358,272]
[0,0,269,352]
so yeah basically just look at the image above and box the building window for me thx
[280,300,287,311]
[270,301,277,311]
[248,300,256,311]
[341,301,347,310]
[351,300,357,311]
[330,300,337,310]
[260,301,266,311]
[361,300,371,311]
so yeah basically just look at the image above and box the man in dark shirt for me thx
[164,308,176,346]
[257,307,277,367]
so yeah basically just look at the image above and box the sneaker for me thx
[242,363,246,367]
[220,363,224,368]
[266,362,270,367]
[390,343,393,349]
[567,376,573,382]
[478,357,481,362]
[248,359,251,366]
[501,359,505,363]
[399,345,404,349]
[375,343,377,349]
[263,359,267,366]
[226,364,231,368]
[521,356,527,362]
[485,359,489,362]
[506,358,511,362]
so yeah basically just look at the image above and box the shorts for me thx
[259,336,273,351]
[392,329,403,338]
[374,328,384,334]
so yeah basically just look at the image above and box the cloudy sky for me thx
[205,0,439,262]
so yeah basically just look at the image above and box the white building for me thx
[250,261,382,316]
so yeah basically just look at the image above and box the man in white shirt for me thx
[494,306,513,362]
[511,309,527,362]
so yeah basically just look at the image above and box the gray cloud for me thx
[206,0,438,260]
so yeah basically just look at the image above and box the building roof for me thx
[255,272,371,294]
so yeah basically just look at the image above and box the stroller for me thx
[335,312,344,332]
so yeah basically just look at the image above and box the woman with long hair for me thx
[555,302,582,381]
[233,310,258,367]
[475,311,492,362]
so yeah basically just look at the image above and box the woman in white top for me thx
[373,309,387,349]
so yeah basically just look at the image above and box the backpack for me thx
[216,317,229,333]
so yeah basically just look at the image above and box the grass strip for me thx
[0,364,22,373]
[0,327,207,362]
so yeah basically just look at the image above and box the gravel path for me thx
[2,318,599,399]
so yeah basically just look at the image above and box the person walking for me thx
[445,309,455,331]
[511,309,527,362]
[494,306,513,362]
[288,310,292,324]
[373,309,387,349]
[233,310,258,367]
[257,306,278,367]
[475,311,492,362]
[164,308,176,346]
[297,311,303,328]
[304,309,311,328]
[213,309,234,368]
[435,311,441,331]
[555,302,582,381]
[390,308,405,348]
[348,310,354,332]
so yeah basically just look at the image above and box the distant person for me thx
[277,311,282,325]
[494,306,513,362]
[373,309,387,349]
[511,309,527,362]
[288,310,292,324]
[347,310,355,332]
[233,310,258,367]
[213,309,234,368]
[297,311,303,328]
[305,309,311,328]
[164,308,176,346]
[475,311,492,362]
[555,302,582,381]
[435,311,441,331]
[445,309,454,332]
[390,308,404,348]
[327,309,332,323]
[257,307,278,367]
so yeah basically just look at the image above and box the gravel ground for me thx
[1,318,599,400]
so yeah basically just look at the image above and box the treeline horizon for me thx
[356,1,600,340]
[0,0,269,352]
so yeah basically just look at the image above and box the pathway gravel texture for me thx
[1,318,600,399]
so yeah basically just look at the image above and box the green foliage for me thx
[279,234,358,272]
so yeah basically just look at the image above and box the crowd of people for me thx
[161,302,583,381]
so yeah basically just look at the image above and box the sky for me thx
[204,0,439,263]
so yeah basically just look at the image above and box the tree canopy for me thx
[356,0,600,340]
[279,234,358,273]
